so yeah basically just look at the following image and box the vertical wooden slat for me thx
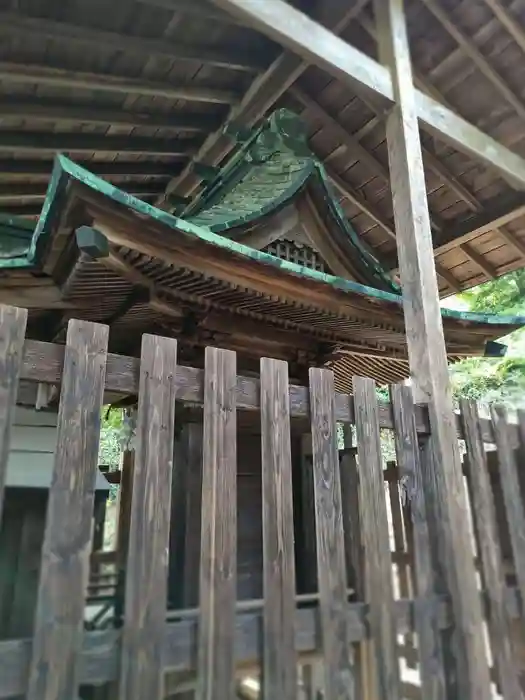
[490,404,525,611]
[197,347,237,700]
[0,304,27,522]
[260,357,297,700]
[461,399,522,700]
[353,376,400,700]
[308,367,355,700]
[391,384,447,700]
[114,449,134,625]
[27,319,108,700]
[118,334,178,700]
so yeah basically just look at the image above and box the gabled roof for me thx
[0,154,522,390]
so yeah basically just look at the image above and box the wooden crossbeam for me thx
[419,0,525,121]
[0,100,222,131]
[480,0,525,54]
[209,0,525,188]
[0,132,199,156]
[0,160,181,179]
[0,12,265,73]
[0,62,238,104]
[160,0,371,206]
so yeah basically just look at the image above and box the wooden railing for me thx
[0,305,524,699]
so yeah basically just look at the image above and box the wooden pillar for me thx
[374,0,492,697]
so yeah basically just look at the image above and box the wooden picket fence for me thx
[0,304,524,700]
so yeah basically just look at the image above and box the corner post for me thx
[373,0,491,697]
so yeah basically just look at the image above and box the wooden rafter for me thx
[0,132,199,156]
[208,0,525,187]
[0,12,265,73]
[479,0,525,54]
[159,0,372,206]
[0,62,238,104]
[136,0,244,24]
[0,100,223,132]
[418,0,525,121]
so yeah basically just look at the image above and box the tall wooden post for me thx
[374,0,492,697]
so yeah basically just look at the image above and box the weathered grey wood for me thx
[118,335,178,700]
[210,0,525,186]
[391,384,447,700]
[461,400,522,700]
[26,319,109,700]
[182,423,204,607]
[260,358,297,700]
[0,305,27,522]
[491,404,525,611]
[114,449,134,625]
[19,338,519,445]
[353,376,400,700]
[374,0,493,697]
[197,347,237,700]
[308,367,355,700]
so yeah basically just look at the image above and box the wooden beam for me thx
[0,12,265,73]
[209,0,525,188]
[0,62,238,104]
[461,243,497,279]
[136,0,246,24]
[160,0,371,205]
[374,1,492,698]
[0,183,166,203]
[479,0,525,54]
[0,160,181,179]
[419,0,525,121]
[0,131,199,156]
[0,100,222,132]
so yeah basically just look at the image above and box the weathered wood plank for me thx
[260,357,297,700]
[461,400,522,700]
[26,320,109,700]
[118,335,178,700]
[391,384,447,700]
[309,367,355,700]
[490,404,525,610]
[197,347,237,700]
[0,305,27,521]
[374,0,493,696]
[354,376,400,700]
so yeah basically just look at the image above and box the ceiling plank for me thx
[135,0,245,24]
[0,160,180,178]
[0,62,238,104]
[209,0,525,188]
[0,183,165,203]
[479,0,525,54]
[0,132,199,156]
[160,0,372,206]
[0,12,265,73]
[0,100,223,132]
[419,0,525,121]
[460,243,497,279]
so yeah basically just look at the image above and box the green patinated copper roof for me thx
[1,151,524,329]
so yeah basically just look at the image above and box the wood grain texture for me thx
[353,376,400,700]
[308,367,355,700]
[0,304,27,522]
[260,357,297,700]
[26,319,108,700]
[197,347,237,700]
[391,384,446,700]
[118,334,178,700]
[461,399,522,700]
[375,0,492,696]
[490,404,525,611]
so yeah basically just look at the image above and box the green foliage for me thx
[99,408,125,501]
[449,270,525,408]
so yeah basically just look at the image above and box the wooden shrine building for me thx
[1,0,525,699]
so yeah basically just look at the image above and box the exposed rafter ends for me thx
[0,12,265,73]
[0,101,223,132]
[0,132,199,156]
[209,0,525,188]
[0,63,239,105]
